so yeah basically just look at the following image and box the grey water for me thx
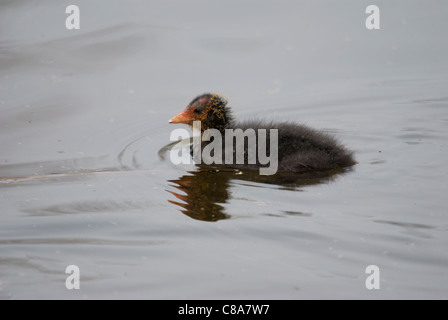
[1,0,448,299]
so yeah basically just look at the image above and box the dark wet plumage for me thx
[169,93,356,173]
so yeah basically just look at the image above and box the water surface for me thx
[1,0,448,299]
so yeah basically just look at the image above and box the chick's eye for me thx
[193,108,202,114]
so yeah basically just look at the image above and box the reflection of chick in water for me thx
[168,170,232,222]
[167,167,346,222]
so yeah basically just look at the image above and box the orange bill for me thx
[169,107,195,124]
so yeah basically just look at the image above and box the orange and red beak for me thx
[169,107,195,124]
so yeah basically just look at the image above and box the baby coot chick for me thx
[169,93,356,173]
